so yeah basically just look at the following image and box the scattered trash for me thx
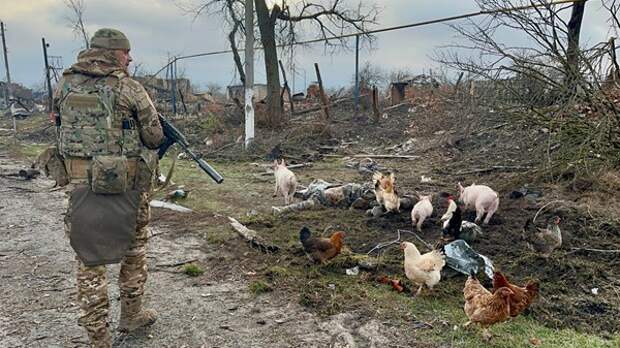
[509,186,543,200]
[591,288,599,295]
[420,175,432,183]
[459,221,483,243]
[345,266,359,276]
[165,188,189,201]
[246,209,258,217]
[150,200,193,213]
[357,258,377,271]
[344,157,386,175]
[366,205,384,218]
[328,283,336,290]
[177,152,187,160]
[443,239,495,279]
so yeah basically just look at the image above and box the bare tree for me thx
[64,0,89,49]
[354,61,385,88]
[254,0,378,127]
[183,0,378,127]
[178,0,247,84]
[388,68,414,83]
[436,0,619,179]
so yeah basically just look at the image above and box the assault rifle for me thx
[157,114,224,184]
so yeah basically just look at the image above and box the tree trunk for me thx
[255,0,283,127]
[228,22,246,85]
[565,1,586,90]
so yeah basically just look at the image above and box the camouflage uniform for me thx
[54,29,164,348]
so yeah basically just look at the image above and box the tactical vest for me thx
[58,73,143,159]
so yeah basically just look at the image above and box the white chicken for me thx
[401,241,446,296]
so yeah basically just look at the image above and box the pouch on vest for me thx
[90,155,128,194]
[68,185,140,266]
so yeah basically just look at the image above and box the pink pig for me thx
[411,194,433,232]
[272,159,298,205]
[457,182,499,225]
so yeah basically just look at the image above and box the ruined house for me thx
[388,74,441,105]
[0,82,34,108]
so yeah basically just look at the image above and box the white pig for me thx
[411,195,433,232]
[457,182,499,225]
[272,159,298,205]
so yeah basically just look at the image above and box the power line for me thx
[146,0,585,83]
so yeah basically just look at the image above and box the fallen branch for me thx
[399,229,433,250]
[570,247,620,254]
[156,258,198,268]
[382,102,412,112]
[533,200,565,223]
[455,166,531,175]
[292,94,371,116]
[324,154,419,159]
[228,217,279,253]
[367,229,403,254]
[203,142,236,156]
[474,122,509,135]
[367,229,434,255]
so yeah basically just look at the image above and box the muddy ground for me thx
[1,100,620,347]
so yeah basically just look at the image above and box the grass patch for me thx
[182,263,204,277]
[248,280,273,295]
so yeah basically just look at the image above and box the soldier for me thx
[51,28,164,347]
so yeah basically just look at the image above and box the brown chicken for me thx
[463,272,514,339]
[299,227,344,264]
[492,271,539,317]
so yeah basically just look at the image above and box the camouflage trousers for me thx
[65,190,151,342]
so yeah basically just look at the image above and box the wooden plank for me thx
[314,62,330,120]
[278,60,295,114]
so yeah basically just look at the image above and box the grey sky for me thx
[0,0,613,93]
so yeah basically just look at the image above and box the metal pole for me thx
[171,58,177,114]
[42,38,53,113]
[244,0,255,148]
[1,22,15,135]
[354,35,360,114]
[1,22,11,106]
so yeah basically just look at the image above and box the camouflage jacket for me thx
[54,48,164,190]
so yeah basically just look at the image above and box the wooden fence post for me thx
[314,63,330,120]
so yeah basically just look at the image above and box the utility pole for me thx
[244,0,255,148]
[1,22,12,108]
[42,38,53,114]
[354,35,360,115]
[171,58,177,115]
[1,21,16,135]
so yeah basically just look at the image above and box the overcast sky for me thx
[0,0,613,93]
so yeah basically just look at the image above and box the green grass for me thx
[248,280,273,295]
[182,263,204,277]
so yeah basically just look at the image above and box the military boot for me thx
[118,297,158,332]
[87,327,112,348]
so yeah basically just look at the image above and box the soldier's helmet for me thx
[90,28,131,50]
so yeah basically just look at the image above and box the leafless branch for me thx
[63,0,89,49]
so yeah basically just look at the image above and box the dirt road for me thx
[0,153,403,348]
